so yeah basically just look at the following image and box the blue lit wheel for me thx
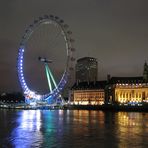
[17,15,75,105]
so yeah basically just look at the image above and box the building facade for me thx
[76,57,98,83]
[70,81,106,105]
[72,89,104,105]
[70,61,148,106]
[106,77,148,104]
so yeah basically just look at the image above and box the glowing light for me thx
[29,91,35,96]
[45,65,52,92]
[46,65,57,89]
[36,95,41,100]
[17,15,73,105]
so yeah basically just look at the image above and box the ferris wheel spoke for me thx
[47,30,62,50]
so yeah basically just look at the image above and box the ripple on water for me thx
[0,110,148,147]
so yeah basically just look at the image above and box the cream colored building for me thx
[70,62,148,105]
[72,89,105,105]
[106,75,148,104]
[70,81,106,105]
[115,84,148,104]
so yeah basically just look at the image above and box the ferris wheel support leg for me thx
[46,65,65,105]
[46,65,57,89]
[45,64,52,92]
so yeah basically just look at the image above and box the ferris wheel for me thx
[17,15,75,105]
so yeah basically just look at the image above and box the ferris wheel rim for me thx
[17,15,75,100]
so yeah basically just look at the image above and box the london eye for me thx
[17,15,75,105]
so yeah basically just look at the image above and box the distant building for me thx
[70,61,148,106]
[76,57,98,83]
[105,62,148,104]
[70,81,106,105]
[105,76,148,104]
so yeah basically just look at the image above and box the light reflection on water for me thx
[116,112,148,148]
[0,109,148,147]
[11,110,43,148]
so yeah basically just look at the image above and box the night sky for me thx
[0,0,148,92]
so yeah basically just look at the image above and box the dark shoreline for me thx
[67,104,148,112]
[1,104,148,112]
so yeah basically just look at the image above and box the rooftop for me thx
[109,76,144,84]
[72,81,107,90]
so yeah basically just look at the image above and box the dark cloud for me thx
[0,0,148,92]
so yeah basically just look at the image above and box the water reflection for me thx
[21,110,42,130]
[0,110,148,147]
[116,112,148,148]
[11,110,43,148]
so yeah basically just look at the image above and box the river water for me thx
[0,109,148,148]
